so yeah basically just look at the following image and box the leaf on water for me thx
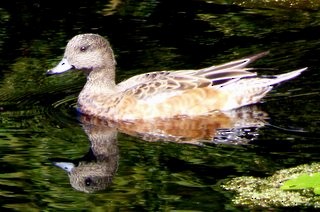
[314,186,320,195]
[281,172,320,194]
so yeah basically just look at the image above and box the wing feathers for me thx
[120,52,274,100]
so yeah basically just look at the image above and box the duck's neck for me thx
[84,67,117,93]
[78,65,120,117]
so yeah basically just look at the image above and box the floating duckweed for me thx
[222,163,320,208]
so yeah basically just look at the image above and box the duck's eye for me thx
[84,177,93,186]
[80,46,88,52]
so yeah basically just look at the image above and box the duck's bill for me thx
[52,161,75,173]
[46,58,74,75]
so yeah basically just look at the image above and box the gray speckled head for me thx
[47,33,116,75]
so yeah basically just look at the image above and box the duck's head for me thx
[47,33,116,75]
[52,161,115,193]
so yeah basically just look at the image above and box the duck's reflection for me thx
[52,123,119,193]
[112,105,267,145]
[52,105,268,192]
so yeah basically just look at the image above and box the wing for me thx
[117,52,268,100]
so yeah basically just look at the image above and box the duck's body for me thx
[47,34,307,121]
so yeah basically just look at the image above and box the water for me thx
[0,0,319,210]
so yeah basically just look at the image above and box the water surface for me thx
[0,0,319,211]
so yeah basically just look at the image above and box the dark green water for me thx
[0,0,319,211]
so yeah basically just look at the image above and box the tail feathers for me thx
[198,51,270,75]
[214,51,270,71]
[271,67,307,85]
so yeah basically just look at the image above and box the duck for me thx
[47,33,307,121]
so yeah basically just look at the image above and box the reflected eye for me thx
[80,46,88,52]
[84,177,93,186]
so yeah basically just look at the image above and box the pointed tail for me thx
[271,67,307,85]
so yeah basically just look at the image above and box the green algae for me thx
[222,163,320,208]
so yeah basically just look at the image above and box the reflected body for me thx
[53,105,267,192]
[79,105,268,145]
[47,34,307,121]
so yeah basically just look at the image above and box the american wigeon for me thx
[47,33,307,120]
